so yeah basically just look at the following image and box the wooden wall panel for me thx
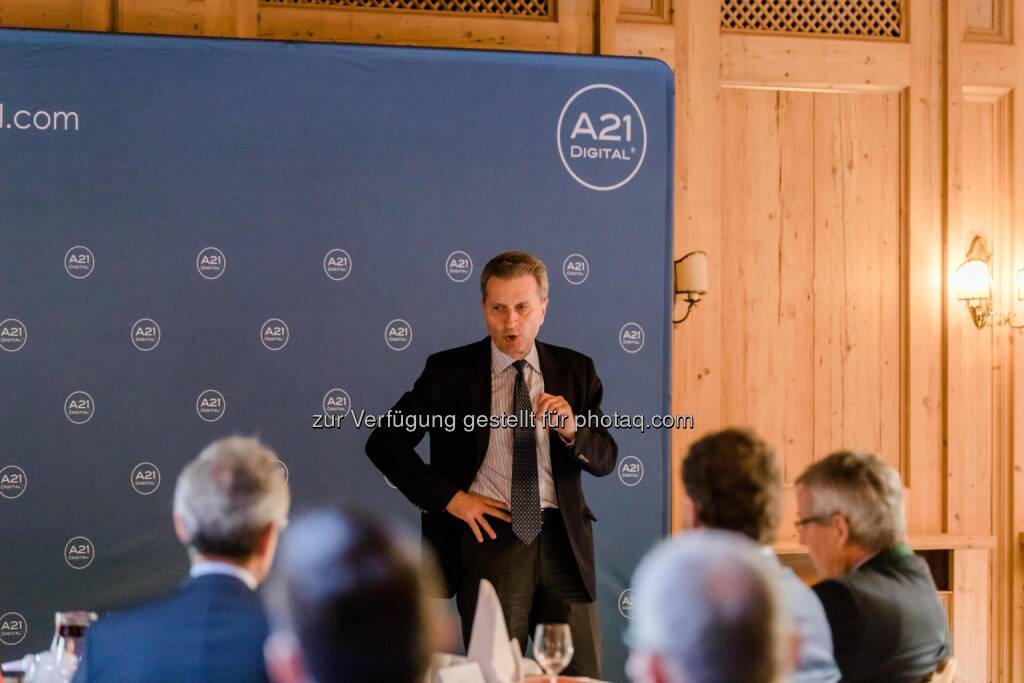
[719,89,815,488]
[811,92,903,473]
[619,0,670,23]
[947,97,1005,538]
[668,0,722,532]
[953,549,993,682]
[964,0,1012,42]
[255,0,591,52]
[117,0,211,36]
[903,0,946,537]
[0,0,111,31]
[720,89,902,495]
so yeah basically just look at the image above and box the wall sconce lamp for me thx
[674,251,707,324]
[954,235,1024,329]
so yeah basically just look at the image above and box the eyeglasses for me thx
[794,514,834,530]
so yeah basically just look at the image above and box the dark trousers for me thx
[455,509,601,678]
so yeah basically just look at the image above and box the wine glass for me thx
[533,623,574,683]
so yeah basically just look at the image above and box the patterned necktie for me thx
[510,359,542,545]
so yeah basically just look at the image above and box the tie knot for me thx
[512,359,528,375]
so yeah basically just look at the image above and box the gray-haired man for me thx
[796,451,950,683]
[626,529,792,683]
[74,436,290,683]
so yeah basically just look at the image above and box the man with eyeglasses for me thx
[796,451,950,683]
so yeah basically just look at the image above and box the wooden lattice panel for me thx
[261,0,551,18]
[721,0,903,39]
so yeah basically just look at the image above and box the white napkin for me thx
[466,579,518,683]
[428,653,469,683]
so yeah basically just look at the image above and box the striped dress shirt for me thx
[469,342,559,509]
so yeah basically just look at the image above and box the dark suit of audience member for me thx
[813,544,950,683]
[74,572,270,683]
[796,450,950,683]
[73,436,290,683]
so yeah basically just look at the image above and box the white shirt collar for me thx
[490,340,540,376]
[189,560,258,591]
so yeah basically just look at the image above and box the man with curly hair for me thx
[681,428,840,683]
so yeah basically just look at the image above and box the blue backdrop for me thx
[0,28,674,680]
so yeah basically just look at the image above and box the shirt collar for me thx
[189,560,258,591]
[490,340,540,376]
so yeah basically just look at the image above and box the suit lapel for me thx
[468,338,492,469]
[536,340,567,400]
[536,340,566,475]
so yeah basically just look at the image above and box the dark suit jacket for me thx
[813,544,951,683]
[73,574,270,683]
[365,337,618,600]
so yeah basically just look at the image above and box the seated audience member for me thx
[74,436,290,683]
[626,529,790,683]
[263,506,445,683]
[682,428,840,683]
[796,451,951,683]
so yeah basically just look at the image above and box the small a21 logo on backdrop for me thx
[446,251,473,283]
[324,249,352,281]
[64,391,95,424]
[261,318,289,351]
[385,319,412,351]
[0,319,27,352]
[196,247,226,280]
[64,246,94,279]
[131,319,161,351]
[0,465,27,499]
[196,389,226,422]
[0,612,27,645]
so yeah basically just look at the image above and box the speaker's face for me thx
[481,275,548,360]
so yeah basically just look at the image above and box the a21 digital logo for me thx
[131,462,161,495]
[0,612,27,646]
[324,249,352,281]
[618,456,644,487]
[261,318,289,351]
[558,84,648,192]
[65,536,95,570]
[562,254,589,285]
[618,589,635,619]
[64,391,95,425]
[196,389,226,422]
[619,322,645,354]
[446,251,473,283]
[0,466,27,500]
[64,246,95,279]
[196,247,226,280]
[131,318,161,351]
[385,319,412,351]
[323,388,352,418]
[0,319,27,352]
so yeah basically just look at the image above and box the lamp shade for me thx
[955,259,992,301]
[675,251,708,300]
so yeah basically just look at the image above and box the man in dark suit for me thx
[73,436,290,683]
[795,450,951,683]
[366,251,617,678]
